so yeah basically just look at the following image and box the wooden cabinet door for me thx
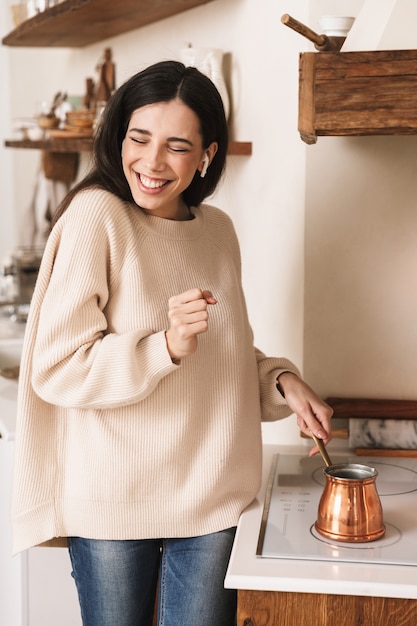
[238,590,417,626]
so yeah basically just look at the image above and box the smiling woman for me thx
[11,60,332,626]
[52,60,228,225]
[121,99,217,220]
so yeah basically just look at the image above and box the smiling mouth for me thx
[139,173,169,189]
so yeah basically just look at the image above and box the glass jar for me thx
[8,246,43,322]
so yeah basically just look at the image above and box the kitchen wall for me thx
[1,0,416,445]
[0,3,15,260]
[304,1,417,403]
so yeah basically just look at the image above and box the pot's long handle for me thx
[301,428,348,440]
[312,435,333,467]
[281,14,328,49]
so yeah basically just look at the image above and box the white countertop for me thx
[225,444,417,599]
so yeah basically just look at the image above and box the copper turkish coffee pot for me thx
[312,435,385,543]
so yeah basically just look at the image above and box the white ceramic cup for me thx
[318,16,355,37]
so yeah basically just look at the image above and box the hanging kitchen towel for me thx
[19,165,70,248]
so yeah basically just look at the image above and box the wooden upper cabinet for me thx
[2,0,216,47]
[298,49,417,144]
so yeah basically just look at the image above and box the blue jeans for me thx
[68,528,237,626]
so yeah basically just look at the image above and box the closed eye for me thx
[169,146,189,153]
[126,128,195,153]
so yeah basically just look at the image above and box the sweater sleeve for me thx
[29,191,178,410]
[255,347,302,422]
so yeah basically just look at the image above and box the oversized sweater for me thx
[11,188,299,553]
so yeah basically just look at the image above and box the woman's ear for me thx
[200,154,210,178]
[198,142,218,178]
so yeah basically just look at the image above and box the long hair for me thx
[52,60,229,226]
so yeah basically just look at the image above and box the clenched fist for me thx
[165,288,217,362]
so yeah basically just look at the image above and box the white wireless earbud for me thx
[200,154,210,178]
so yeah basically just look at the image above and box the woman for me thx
[12,61,332,626]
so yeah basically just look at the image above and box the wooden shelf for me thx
[2,0,216,48]
[5,137,93,152]
[2,0,253,156]
[298,49,417,144]
[227,141,252,156]
[4,138,252,156]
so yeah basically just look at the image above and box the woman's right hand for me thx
[165,288,217,362]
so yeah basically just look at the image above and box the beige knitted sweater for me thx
[11,188,299,553]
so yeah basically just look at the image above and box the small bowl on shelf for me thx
[65,110,95,130]
[38,115,60,130]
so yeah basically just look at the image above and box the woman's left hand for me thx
[277,372,333,456]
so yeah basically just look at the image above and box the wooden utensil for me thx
[312,434,332,467]
[281,14,346,51]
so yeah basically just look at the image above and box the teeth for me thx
[140,174,166,189]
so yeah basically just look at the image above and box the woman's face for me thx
[121,98,216,220]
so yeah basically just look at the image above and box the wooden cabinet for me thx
[238,590,417,626]
[2,0,216,48]
[298,49,417,144]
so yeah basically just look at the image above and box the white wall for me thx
[304,135,417,401]
[3,0,310,445]
[0,4,17,259]
[304,1,417,403]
